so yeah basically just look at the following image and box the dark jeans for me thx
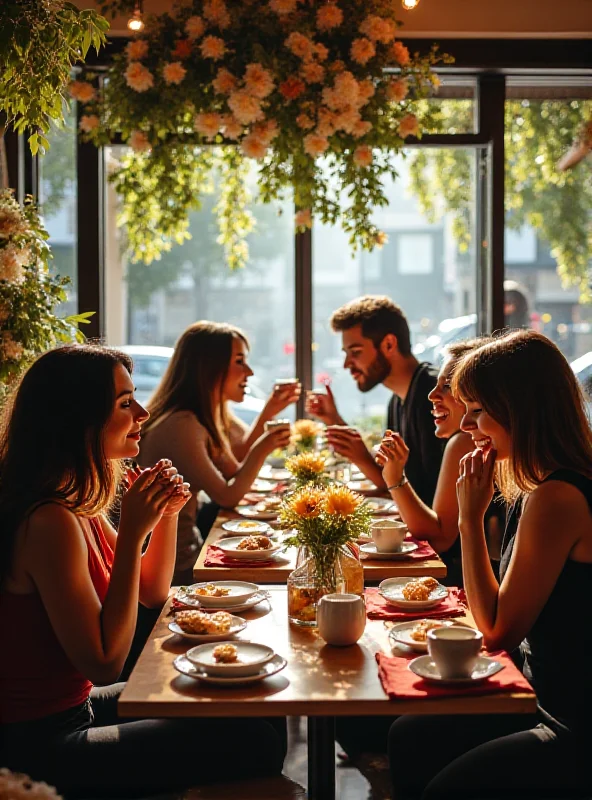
[1,684,286,799]
[388,713,590,799]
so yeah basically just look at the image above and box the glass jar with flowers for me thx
[290,419,323,453]
[279,484,370,626]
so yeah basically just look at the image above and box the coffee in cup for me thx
[427,626,483,679]
[370,519,407,553]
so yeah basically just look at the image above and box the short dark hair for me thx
[330,295,411,356]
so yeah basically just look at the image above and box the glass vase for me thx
[287,546,345,627]
[338,541,364,597]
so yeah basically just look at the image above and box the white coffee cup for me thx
[317,593,366,646]
[427,626,483,679]
[264,418,291,432]
[275,378,299,388]
[370,519,407,553]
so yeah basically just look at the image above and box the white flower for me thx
[0,244,30,283]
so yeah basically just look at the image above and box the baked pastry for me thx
[237,535,272,551]
[409,620,444,642]
[212,643,239,663]
[191,583,231,597]
[401,581,431,602]
[175,610,232,635]
[418,577,439,592]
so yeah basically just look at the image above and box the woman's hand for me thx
[264,381,301,418]
[119,460,186,542]
[457,448,496,527]
[258,425,292,456]
[375,432,409,487]
[161,479,192,518]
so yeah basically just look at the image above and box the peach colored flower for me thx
[279,77,306,100]
[398,113,419,138]
[79,114,100,133]
[352,119,372,138]
[316,3,343,31]
[69,80,95,102]
[374,230,388,247]
[333,108,360,134]
[128,130,151,151]
[185,15,205,39]
[296,113,314,130]
[172,38,193,59]
[227,91,263,125]
[221,115,243,140]
[316,107,336,136]
[1,332,24,361]
[302,61,325,84]
[162,62,187,85]
[253,119,279,144]
[295,208,312,228]
[0,208,27,238]
[387,78,409,102]
[194,112,223,139]
[360,15,396,44]
[204,0,231,29]
[315,43,329,62]
[330,60,345,73]
[244,63,274,99]
[200,35,226,60]
[353,144,373,167]
[285,32,314,61]
[0,245,25,282]
[351,37,376,65]
[269,0,298,13]
[329,71,360,109]
[391,41,410,66]
[357,79,376,104]
[212,68,237,94]
[241,133,268,159]
[303,133,329,157]
[125,62,154,92]
[0,299,10,324]
[126,39,149,60]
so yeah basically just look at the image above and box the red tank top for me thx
[0,517,114,724]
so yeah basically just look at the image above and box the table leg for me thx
[307,715,336,800]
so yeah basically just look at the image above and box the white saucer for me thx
[168,614,247,642]
[360,542,418,560]
[221,519,273,534]
[250,479,277,493]
[409,655,504,684]
[379,577,448,610]
[173,653,287,685]
[180,581,259,608]
[258,466,291,482]
[174,589,270,613]
[186,641,276,677]
[388,619,468,653]
[237,505,279,521]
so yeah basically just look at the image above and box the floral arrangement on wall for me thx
[73,0,449,268]
[0,190,92,399]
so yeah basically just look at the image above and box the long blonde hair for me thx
[143,321,249,452]
[452,329,592,501]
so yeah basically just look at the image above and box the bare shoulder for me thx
[520,480,592,549]
[528,478,591,514]
[23,503,86,553]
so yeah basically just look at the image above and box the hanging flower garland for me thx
[75,0,449,268]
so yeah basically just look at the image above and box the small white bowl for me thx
[186,642,276,677]
[182,581,260,608]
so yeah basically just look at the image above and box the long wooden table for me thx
[193,514,448,583]
[119,587,536,799]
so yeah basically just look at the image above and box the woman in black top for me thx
[388,330,592,799]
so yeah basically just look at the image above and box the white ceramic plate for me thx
[174,589,270,613]
[216,537,284,561]
[379,577,448,610]
[347,479,376,492]
[388,619,468,653]
[221,519,273,535]
[409,655,504,684]
[168,614,247,642]
[258,466,291,482]
[186,641,275,677]
[364,497,398,515]
[237,504,279,521]
[181,581,260,608]
[360,541,418,560]
[250,478,277,493]
[173,653,287,685]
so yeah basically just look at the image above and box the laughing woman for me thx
[139,321,296,583]
[388,330,592,799]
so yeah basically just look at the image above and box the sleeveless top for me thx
[500,470,592,735]
[0,516,114,724]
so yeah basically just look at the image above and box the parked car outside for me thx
[116,345,265,425]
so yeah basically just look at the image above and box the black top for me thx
[500,470,592,736]
[386,362,445,507]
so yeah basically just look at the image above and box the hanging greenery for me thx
[408,99,592,301]
[0,1,109,154]
[74,0,450,269]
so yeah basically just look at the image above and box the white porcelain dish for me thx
[389,619,467,653]
[186,641,275,677]
[360,541,418,560]
[250,478,277,493]
[379,577,448,610]
[168,614,247,642]
[221,519,273,535]
[237,505,278,521]
[409,655,503,684]
[216,537,283,561]
[364,497,398,515]
[181,581,260,608]
[173,653,287,685]
[258,466,291,482]
[174,589,270,613]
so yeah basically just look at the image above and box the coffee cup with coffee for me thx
[370,519,407,553]
[427,626,483,679]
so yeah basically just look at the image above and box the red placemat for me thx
[204,545,278,568]
[365,587,467,621]
[376,650,533,699]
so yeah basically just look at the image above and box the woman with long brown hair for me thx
[388,330,592,798]
[0,344,285,797]
[139,321,297,582]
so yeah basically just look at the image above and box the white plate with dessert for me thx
[186,641,275,677]
[364,497,398,515]
[409,655,504,684]
[250,478,277,493]
[360,541,418,560]
[389,618,469,652]
[237,499,282,520]
[217,536,284,561]
[258,466,291,482]
[180,581,260,608]
[221,519,273,535]
[173,653,287,685]
[175,588,271,613]
[379,577,448,610]
[169,611,247,642]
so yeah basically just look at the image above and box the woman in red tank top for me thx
[0,345,285,797]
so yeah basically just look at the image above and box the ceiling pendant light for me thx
[127,0,145,32]
[402,0,420,9]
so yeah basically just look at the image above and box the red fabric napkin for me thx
[365,587,467,621]
[376,650,533,699]
[203,545,278,568]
